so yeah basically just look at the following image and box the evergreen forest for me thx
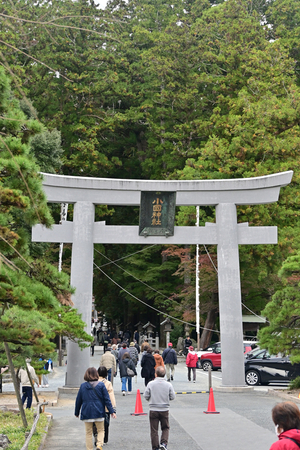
[2,0,300,358]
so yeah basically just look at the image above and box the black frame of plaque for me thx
[139,191,176,236]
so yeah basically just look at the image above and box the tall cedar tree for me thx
[1,0,300,347]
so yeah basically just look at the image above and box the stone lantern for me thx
[143,321,157,348]
[160,318,172,348]
[184,323,190,337]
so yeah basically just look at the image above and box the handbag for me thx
[127,367,135,377]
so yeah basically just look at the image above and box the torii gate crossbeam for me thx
[32,171,293,388]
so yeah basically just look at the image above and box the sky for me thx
[94,0,109,8]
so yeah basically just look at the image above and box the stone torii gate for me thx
[32,171,293,388]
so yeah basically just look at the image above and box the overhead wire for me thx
[97,244,157,268]
[95,239,266,333]
[94,247,175,303]
[94,261,218,332]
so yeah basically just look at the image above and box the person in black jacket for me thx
[162,343,178,382]
[119,352,137,396]
[141,347,156,386]
[183,335,192,356]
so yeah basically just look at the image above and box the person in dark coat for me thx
[119,352,136,395]
[162,342,178,382]
[102,332,110,353]
[134,329,140,344]
[123,329,131,342]
[75,367,116,450]
[141,347,156,386]
[270,401,300,450]
[184,335,193,356]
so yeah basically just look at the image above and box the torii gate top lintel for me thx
[41,170,293,206]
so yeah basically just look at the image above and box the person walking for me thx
[144,365,176,450]
[141,347,156,386]
[18,358,39,409]
[97,366,116,445]
[134,329,140,344]
[100,345,116,385]
[153,350,164,371]
[162,343,177,382]
[75,367,116,450]
[42,358,53,387]
[128,342,139,366]
[183,335,192,356]
[186,346,198,382]
[141,339,149,353]
[119,352,137,395]
[91,333,97,357]
[118,342,130,363]
[102,331,110,353]
[0,366,8,393]
[269,401,300,449]
[111,344,118,377]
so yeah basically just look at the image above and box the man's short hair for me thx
[156,366,166,378]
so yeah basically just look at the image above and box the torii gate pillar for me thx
[32,171,293,387]
[67,202,94,387]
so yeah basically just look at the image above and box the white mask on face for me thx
[275,425,281,436]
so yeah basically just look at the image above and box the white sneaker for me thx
[193,380,196,383]
[122,391,126,396]
[127,392,132,395]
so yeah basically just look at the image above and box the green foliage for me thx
[170,322,184,345]
[29,129,63,173]
[259,252,300,363]
[2,0,300,342]
[0,66,91,368]
[289,376,300,390]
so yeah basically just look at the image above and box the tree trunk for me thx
[4,342,28,428]
[200,307,218,350]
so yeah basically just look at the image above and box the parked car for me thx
[245,349,300,386]
[197,342,222,359]
[200,342,253,371]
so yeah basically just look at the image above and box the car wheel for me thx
[245,370,260,386]
[202,360,213,371]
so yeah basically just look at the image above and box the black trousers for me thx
[149,410,169,450]
[22,386,33,409]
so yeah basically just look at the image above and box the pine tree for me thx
[0,66,91,369]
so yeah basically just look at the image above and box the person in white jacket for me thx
[18,358,39,409]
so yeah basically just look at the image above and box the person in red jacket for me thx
[270,401,300,450]
[185,346,199,383]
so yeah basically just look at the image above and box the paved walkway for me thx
[2,346,297,450]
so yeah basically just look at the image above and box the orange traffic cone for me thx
[131,389,147,416]
[203,387,220,414]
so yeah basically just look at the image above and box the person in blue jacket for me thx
[162,343,178,382]
[75,367,116,450]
